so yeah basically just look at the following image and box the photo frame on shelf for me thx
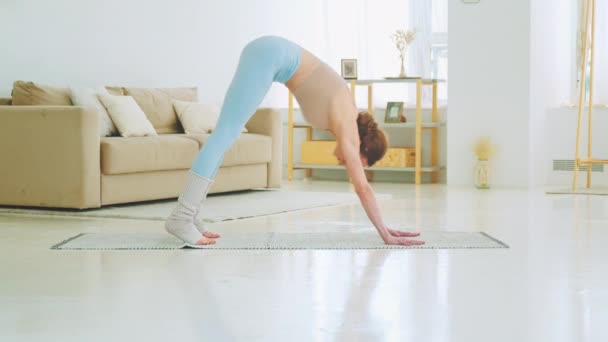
[385,101,404,123]
[341,59,358,79]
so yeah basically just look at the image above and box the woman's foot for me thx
[166,171,215,245]
[166,220,218,246]
[195,217,221,239]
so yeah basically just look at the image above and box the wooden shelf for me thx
[579,159,608,165]
[352,78,445,84]
[294,164,444,173]
[382,122,445,129]
[287,78,445,184]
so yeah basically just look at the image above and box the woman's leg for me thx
[165,39,277,245]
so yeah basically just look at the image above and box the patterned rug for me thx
[0,190,388,223]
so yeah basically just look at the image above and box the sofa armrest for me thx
[0,106,101,209]
[245,108,282,188]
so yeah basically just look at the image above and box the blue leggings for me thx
[191,36,301,178]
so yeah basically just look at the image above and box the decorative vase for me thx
[474,159,491,189]
[399,58,406,78]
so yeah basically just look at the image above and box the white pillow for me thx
[172,100,220,134]
[70,86,118,137]
[172,100,248,134]
[97,93,157,137]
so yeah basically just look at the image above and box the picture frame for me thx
[385,102,404,123]
[341,59,358,79]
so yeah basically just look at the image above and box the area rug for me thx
[0,190,387,223]
[51,231,508,250]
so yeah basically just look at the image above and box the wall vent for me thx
[553,160,604,172]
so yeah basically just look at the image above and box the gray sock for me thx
[193,186,211,233]
[165,171,213,244]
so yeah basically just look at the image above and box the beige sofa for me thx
[0,83,282,209]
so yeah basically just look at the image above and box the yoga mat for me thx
[52,231,508,250]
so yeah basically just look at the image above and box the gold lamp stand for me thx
[573,0,608,191]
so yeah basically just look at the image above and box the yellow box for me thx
[301,141,339,165]
[375,147,416,167]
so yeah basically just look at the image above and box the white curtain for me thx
[406,0,448,103]
[321,0,411,78]
[319,0,448,107]
[408,0,433,103]
[576,0,608,104]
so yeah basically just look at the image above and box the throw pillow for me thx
[172,100,220,134]
[123,87,198,134]
[172,100,249,134]
[98,93,157,137]
[70,86,118,137]
[12,81,72,106]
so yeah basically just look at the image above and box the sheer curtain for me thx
[409,0,448,103]
[576,0,608,104]
[319,0,448,107]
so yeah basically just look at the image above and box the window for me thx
[574,0,608,105]
[431,0,448,100]
[315,0,448,106]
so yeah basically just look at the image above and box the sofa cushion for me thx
[123,87,198,134]
[105,86,124,96]
[172,100,220,134]
[177,133,272,167]
[172,100,248,134]
[12,81,72,105]
[98,93,157,138]
[100,136,199,175]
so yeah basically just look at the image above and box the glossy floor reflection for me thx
[0,181,607,342]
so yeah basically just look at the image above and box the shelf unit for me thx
[287,77,445,184]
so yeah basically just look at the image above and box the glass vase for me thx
[474,159,491,189]
[399,58,406,78]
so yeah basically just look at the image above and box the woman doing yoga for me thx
[165,36,424,247]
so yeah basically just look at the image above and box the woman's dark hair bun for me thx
[356,112,388,166]
[357,112,377,138]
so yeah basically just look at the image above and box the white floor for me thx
[1,180,607,342]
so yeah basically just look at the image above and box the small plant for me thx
[390,29,416,77]
[473,137,496,161]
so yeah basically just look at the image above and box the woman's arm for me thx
[337,134,424,246]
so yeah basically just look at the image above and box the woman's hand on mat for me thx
[383,235,425,246]
[202,231,221,239]
[387,229,420,238]
[196,236,217,245]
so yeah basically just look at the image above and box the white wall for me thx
[529,0,577,187]
[0,0,415,108]
[450,0,605,188]
[530,0,608,188]
[448,0,530,187]
[5,0,589,188]
[1,0,446,183]
[0,0,328,106]
[544,107,608,187]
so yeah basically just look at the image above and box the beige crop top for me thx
[292,62,352,130]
